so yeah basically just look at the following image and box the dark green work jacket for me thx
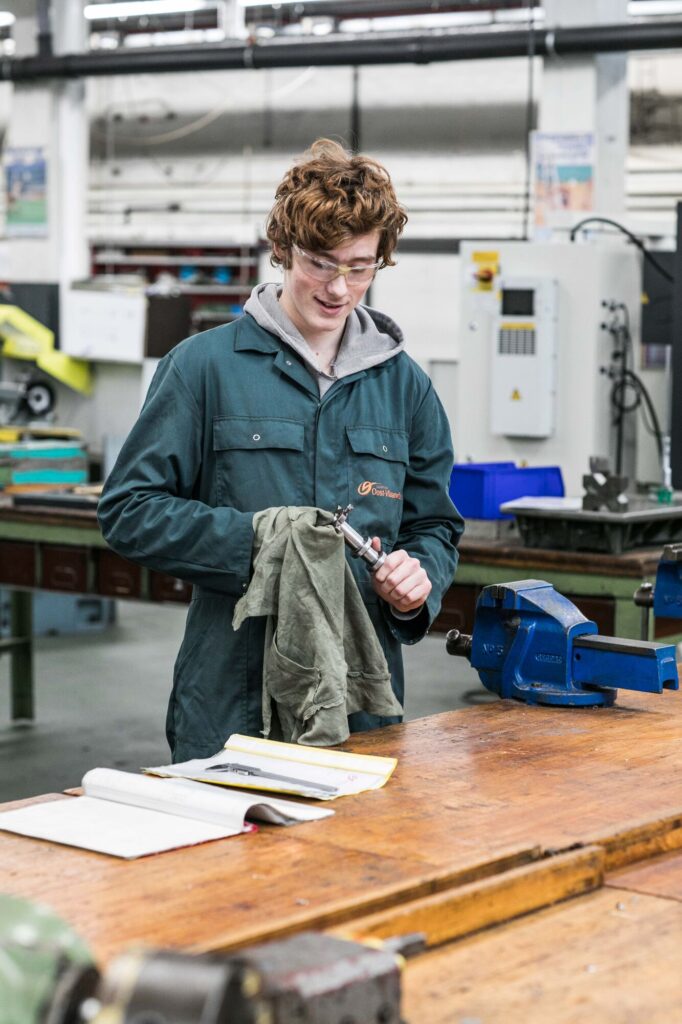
[98,315,463,762]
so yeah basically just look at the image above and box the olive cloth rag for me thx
[232,506,402,746]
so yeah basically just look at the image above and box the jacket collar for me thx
[233,317,281,354]
[234,317,318,396]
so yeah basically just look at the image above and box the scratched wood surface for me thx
[293,691,682,866]
[608,848,682,901]
[2,692,682,964]
[330,846,604,950]
[400,887,682,1024]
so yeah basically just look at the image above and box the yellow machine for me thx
[0,304,91,438]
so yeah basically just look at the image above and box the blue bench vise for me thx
[634,544,682,640]
[446,579,679,707]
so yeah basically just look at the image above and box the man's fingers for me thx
[368,543,432,613]
[372,545,409,585]
[393,579,432,612]
[380,557,423,594]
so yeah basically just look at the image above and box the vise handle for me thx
[445,628,473,658]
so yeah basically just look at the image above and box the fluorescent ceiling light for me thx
[238,0,682,12]
[84,1,207,19]
[629,1,682,13]
[124,27,224,45]
[81,0,682,27]
[0,11,15,28]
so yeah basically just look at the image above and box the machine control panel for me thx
[491,276,558,438]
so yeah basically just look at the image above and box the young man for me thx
[98,139,463,762]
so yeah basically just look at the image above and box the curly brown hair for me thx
[266,138,407,270]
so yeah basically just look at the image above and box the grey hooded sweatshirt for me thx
[244,282,405,396]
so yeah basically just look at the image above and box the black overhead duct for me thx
[3,20,682,79]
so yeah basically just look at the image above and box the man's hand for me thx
[369,538,432,613]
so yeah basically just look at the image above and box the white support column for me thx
[54,0,89,295]
[541,0,629,220]
[6,0,88,298]
[217,0,246,40]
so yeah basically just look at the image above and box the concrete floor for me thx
[0,601,490,803]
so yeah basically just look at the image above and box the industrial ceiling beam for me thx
[2,19,682,79]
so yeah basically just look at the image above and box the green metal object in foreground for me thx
[0,894,94,1024]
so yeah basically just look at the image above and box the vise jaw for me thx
[653,544,682,619]
[447,579,679,707]
[634,544,682,640]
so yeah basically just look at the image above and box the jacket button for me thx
[285,360,292,366]
[252,434,261,442]
[382,444,388,452]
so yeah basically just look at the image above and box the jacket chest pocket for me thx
[346,426,409,542]
[213,416,306,511]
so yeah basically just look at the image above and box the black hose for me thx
[571,216,674,284]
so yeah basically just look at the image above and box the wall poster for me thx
[532,131,595,238]
[5,146,48,237]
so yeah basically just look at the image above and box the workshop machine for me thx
[634,543,682,640]
[0,303,91,427]
[0,894,406,1024]
[455,241,659,496]
[445,579,678,707]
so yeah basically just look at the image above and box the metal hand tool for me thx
[206,761,338,794]
[332,504,386,572]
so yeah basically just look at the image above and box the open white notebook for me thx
[0,768,333,859]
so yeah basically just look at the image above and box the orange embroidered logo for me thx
[357,481,402,500]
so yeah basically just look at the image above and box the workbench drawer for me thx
[0,542,36,587]
[149,571,192,603]
[41,547,88,593]
[97,550,142,598]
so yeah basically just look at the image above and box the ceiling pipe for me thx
[2,20,682,79]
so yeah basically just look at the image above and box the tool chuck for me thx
[332,504,387,572]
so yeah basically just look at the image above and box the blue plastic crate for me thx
[449,462,564,520]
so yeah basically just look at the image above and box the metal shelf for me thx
[93,254,256,268]
[177,284,252,295]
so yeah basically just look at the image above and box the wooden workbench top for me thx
[398,833,682,1022]
[1,691,682,966]
[458,537,662,576]
[401,885,682,1023]
[0,502,100,529]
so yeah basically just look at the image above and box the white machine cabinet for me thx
[455,242,642,496]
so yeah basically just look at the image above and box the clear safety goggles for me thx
[292,243,382,285]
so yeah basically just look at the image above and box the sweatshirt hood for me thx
[243,282,405,383]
